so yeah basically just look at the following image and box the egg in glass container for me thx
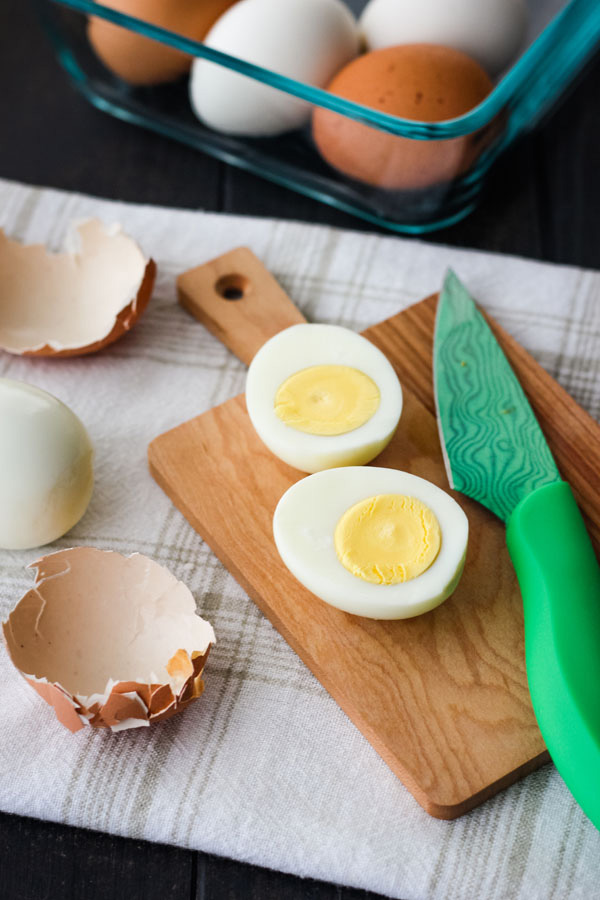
[274,467,468,619]
[312,44,494,191]
[245,324,403,472]
[359,0,527,77]
[88,0,238,86]
[189,0,359,136]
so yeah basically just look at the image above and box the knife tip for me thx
[442,268,461,291]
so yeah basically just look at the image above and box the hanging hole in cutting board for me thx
[215,274,250,301]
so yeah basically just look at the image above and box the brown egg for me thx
[87,0,238,86]
[312,44,494,191]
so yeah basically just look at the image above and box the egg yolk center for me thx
[334,494,441,585]
[274,365,380,436]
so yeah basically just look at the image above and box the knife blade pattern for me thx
[434,271,560,522]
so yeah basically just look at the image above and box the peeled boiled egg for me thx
[359,0,527,77]
[245,324,403,472]
[312,45,494,190]
[3,548,215,732]
[274,467,468,619]
[189,0,359,136]
[0,380,94,550]
[88,0,238,86]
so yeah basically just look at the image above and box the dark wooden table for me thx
[1,2,598,898]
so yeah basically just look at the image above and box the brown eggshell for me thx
[0,220,156,357]
[312,44,494,191]
[2,548,216,733]
[87,0,238,86]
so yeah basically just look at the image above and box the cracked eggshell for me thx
[2,548,216,733]
[0,219,156,357]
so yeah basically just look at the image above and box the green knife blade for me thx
[433,270,600,831]
[434,268,560,521]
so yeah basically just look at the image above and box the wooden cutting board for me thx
[148,248,600,819]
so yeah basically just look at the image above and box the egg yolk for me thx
[274,365,380,436]
[334,494,441,585]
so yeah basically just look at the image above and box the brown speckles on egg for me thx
[312,44,493,190]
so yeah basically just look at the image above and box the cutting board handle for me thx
[177,246,307,365]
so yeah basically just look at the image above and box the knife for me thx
[433,269,600,828]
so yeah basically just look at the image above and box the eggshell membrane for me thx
[87,0,238,86]
[273,467,469,619]
[359,0,527,77]
[245,324,403,473]
[312,44,494,191]
[0,219,155,357]
[2,549,215,733]
[189,0,359,136]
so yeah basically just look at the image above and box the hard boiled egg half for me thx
[274,467,468,619]
[246,324,403,473]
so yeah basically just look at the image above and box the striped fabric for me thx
[0,178,599,900]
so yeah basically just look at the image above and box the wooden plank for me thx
[150,252,600,818]
[0,811,193,900]
[196,852,389,900]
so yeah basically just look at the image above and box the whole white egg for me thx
[0,379,94,550]
[274,467,469,619]
[189,0,359,136]
[245,324,403,473]
[359,0,527,77]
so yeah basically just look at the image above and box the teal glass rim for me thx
[36,0,600,233]
[47,0,600,140]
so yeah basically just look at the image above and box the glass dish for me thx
[34,0,600,233]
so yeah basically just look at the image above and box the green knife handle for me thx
[507,481,600,828]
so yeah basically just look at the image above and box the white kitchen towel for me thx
[0,177,599,900]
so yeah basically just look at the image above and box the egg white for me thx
[246,324,403,473]
[0,379,93,550]
[273,467,468,619]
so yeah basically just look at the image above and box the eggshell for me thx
[0,219,155,356]
[189,0,359,136]
[2,549,216,733]
[359,0,527,77]
[0,379,94,550]
[312,45,494,191]
[87,0,238,86]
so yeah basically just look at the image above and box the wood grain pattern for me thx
[149,253,600,818]
[177,246,306,365]
[150,383,548,818]
[365,297,600,546]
